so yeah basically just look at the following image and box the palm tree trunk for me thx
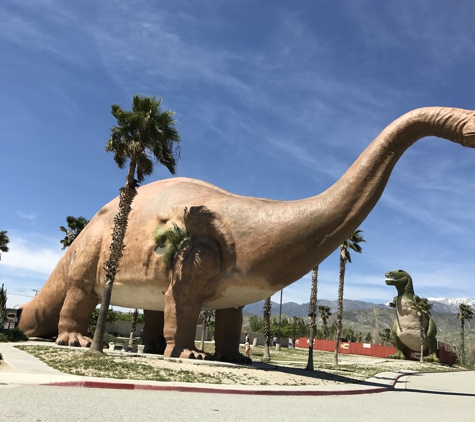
[262,297,271,362]
[460,318,465,365]
[419,315,424,363]
[306,266,318,371]
[128,308,138,349]
[200,310,210,351]
[333,254,346,366]
[89,185,137,353]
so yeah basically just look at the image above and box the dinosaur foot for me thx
[164,345,213,360]
[424,354,439,363]
[56,332,108,349]
[214,352,252,365]
[143,335,166,355]
[389,353,405,360]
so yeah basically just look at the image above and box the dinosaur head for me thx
[385,269,414,295]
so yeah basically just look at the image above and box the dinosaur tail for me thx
[18,255,70,337]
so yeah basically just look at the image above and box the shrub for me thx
[103,332,118,344]
[0,328,28,342]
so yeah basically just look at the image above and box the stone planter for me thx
[137,345,145,354]
[108,342,116,351]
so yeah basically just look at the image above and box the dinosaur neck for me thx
[396,281,415,298]
[258,107,475,285]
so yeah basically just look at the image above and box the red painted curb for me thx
[39,380,395,396]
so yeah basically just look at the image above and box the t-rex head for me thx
[385,269,414,295]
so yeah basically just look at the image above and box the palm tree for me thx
[333,229,365,366]
[318,305,331,339]
[0,230,9,260]
[0,284,7,324]
[306,266,318,371]
[127,308,139,349]
[410,296,433,362]
[199,310,213,351]
[59,216,89,249]
[89,95,180,354]
[380,328,392,345]
[457,303,474,365]
[262,296,272,362]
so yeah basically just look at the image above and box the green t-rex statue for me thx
[385,269,438,362]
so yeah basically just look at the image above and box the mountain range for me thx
[243,298,475,345]
[243,298,475,317]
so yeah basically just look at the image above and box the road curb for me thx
[38,376,401,396]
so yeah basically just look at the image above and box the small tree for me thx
[0,230,9,261]
[318,305,332,339]
[289,316,307,346]
[380,328,392,345]
[199,310,213,351]
[128,308,139,348]
[262,297,272,362]
[410,296,433,362]
[88,308,118,334]
[248,316,264,333]
[0,284,7,325]
[59,216,89,249]
[457,303,474,365]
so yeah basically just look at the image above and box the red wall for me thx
[295,338,396,358]
[295,338,457,364]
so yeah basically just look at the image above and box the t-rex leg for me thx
[142,309,166,354]
[390,319,405,359]
[214,307,251,364]
[163,236,221,359]
[425,318,439,362]
[57,285,99,347]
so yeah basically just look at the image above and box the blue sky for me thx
[2,0,475,311]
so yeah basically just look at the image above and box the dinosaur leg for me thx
[214,307,251,364]
[56,285,99,347]
[425,318,439,362]
[142,310,166,354]
[163,236,220,360]
[390,319,405,359]
[19,295,63,339]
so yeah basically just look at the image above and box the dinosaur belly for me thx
[396,297,425,352]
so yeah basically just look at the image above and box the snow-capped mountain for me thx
[427,298,475,313]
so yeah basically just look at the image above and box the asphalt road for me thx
[1,371,474,422]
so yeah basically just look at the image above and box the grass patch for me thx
[14,343,469,386]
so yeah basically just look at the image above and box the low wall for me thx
[295,337,457,364]
[295,337,396,358]
[105,321,212,341]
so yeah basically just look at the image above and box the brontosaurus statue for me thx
[385,269,438,361]
[19,107,475,362]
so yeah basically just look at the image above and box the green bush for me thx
[103,332,118,344]
[0,328,28,342]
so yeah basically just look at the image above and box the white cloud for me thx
[17,211,36,220]
[1,234,62,275]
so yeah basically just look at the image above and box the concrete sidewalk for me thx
[0,341,411,395]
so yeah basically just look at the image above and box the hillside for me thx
[243,299,475,346]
